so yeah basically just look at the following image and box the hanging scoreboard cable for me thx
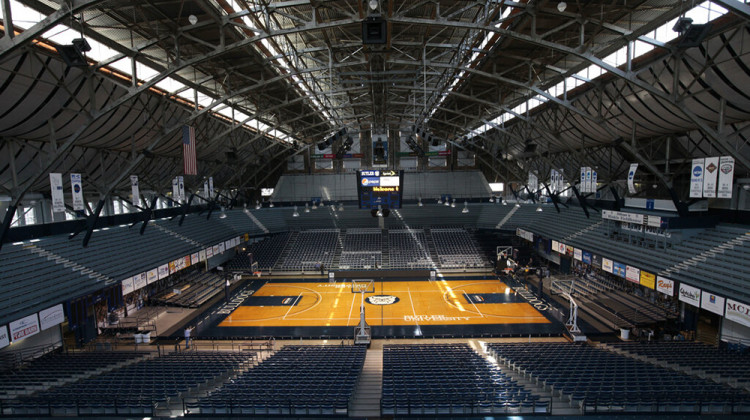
[357,170,404,209]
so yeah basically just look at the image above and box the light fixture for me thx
[462,201,469,214]
[489,196,494,203]
[255,200,261,210]
[536,206,543,212]
[557,1,567,12]
[502,199,508,206]
[515,202,521,208]
[312,200,318,210]
[376,205,383,217]
[369,0,378,11]
[418,197,423,207]
[444,198,450,206]
[437,197,443,205]
[743,184,750,191]
[269,200,274,208]
[292,206,299,217]
[219,207,227,219]
[320,201,325,207]
[338,202,344,211]
[305,203,310,213]
[188,14,198,25]
[450,199,456,208]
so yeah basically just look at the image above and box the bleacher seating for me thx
[226,232,290,272]
[486,342,750,413]
[7,351,251,416]
[276,229,340,272]
[381,344,547,415]
[189,345,366,416]
[430,228,489,268]
[387,229,433,269]
[152,271,225,308]
[339,229,382,269]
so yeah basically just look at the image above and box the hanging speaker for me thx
[362,16,387,44]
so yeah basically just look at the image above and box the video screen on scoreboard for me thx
[357,170,404,209]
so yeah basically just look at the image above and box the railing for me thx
[0,341,63,371]
[580,396,750,414]
[380,398,552,416]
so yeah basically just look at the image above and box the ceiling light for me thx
[292,206,299,217]
[557,2,567,12]
[188,14,198,25]
[444,199,450,206]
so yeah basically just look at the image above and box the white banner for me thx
[133,273,147,291]
[200,249,207,261]
[702,157,719,198]
[551,240,560,253]
[625,265,640,283]
[207,246,215,258]
[203,180,209,200]
[558,169,565,192]
[191,252,200,265]
[591,171,597,193]
[725,299,750,328]
[130,175,140,208]
[172,177,179,202]
[679,283,701,307]
[656,276,674,296]
[602,258,613,273]
[602,209,645,225]
[516,228,533,242]
[701,292,725,316]
[574,248,582,261]
[550,169,558,193]
[177,176,185,202]
[70,173,84,211]
[580,167,586,192]
[147,269,159,284]
[557,241,566,254]
[39,304,64,331]
[627,163,638,194]
[157,264,169,280]
[585,167,592,193]
[10,314,39,342]
[717,156,735,199]
[209,176,215,198]
[50,173,65,213]
[0,325,8,350]
[218,242,225,253]
[528,173,538,192]
[690,158,704,198]
[121,277,134,295]
[225,239,233,250]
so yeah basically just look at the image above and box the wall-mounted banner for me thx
[717,156,735,199]
[218,242,225,253]
[121,277,134,295]
[147,269,159,284]
[10,314,39,342]
[565,245,574,257]
[551,240,560,252]
[191,252,200,265]
[130,175,140,207]
[690,158,704,198]
[557,242,566,254]
[207,247,214,258]
[70,173,84,211]
[656,276,674,296]
[725,299,750,328]
[613,262,627,278]
[701,292,725,316]
[133,272,148,291]
[627,163,638,194]
[49,173,65,213]
[591,254,602,268]
[702,157,719,198]
[157,264,169,280]
[639,271,655,289]
[603,258,613,273]
[516,228,533,242]
[679,283,701,307]
[625,265,640,283]
[582,251,592,265]
[0,325,8,350]
[39,304,65,331]
[602,209,644,225]
[573,248,582,261]
[199,249,207,261]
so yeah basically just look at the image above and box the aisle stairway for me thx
[348,349,382,418]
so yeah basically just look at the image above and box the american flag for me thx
[182,125,197,175]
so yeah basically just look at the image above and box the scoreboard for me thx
[357,170,404,209]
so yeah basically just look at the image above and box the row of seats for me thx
[152,271,224,308]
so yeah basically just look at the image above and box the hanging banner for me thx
[147,268,159,284]
[172,177,179,202]
[0,325,8,350]
[627,163,638,194]
[177,176,185,202]
[690,158,704,198]
[203,180,209,200]
[602,258,614,273]
[573,248,583,261]
[702,157,719,198]
[558,169,565,192]
[717,156,735,199]
[157,264,169,280]
[679,283,701,307]
[625,265,640,283]
[70,173,84,211]
[550,169,558,193]
[49,173,65,213]
[121,277,134,295]
[209,177,215,197]
[38,304,65,331]
[585,167,592,193]
[580,167,586,192]
[10,314,39,342]
[130,175,140,208]
[725,299,750,328]
[701,292,725,316]
[656,276,674,296]
[639,271,655,289]
[557,242,566,254]
[591,171,597,193]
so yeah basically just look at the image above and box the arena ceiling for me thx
[1,0,750,209]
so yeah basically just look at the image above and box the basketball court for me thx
[192,275,564,339]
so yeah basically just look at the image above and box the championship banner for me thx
[613,262,627,278]
[157,264,169,280]
[717,156,735,199]
[702,157,719,198]
[627,163,638,194]
[203,180,209,199]
[10,314,40,342]
[121,277,134,295]
[191,252,200,265]
[177,176,185,201]
[550,169,558,192]
[38,304,64,331]
[580,167,586,192]
[70,173,84,211]
[639,271,655,289]
[582,251,592,265]
[133,272,148,291]
[725,299,750,328]
[625,265,640,283]
[591,171,597,193]
[209,177,215,198]
[147,269,159,284]
[656,276,674,296]
[690,158,704,198]
[558,168,565,192]
[130,175,140,207]
[172,177,179,202]
[573,248,582,261]
[0,325,8,350]
[225,239,233,250]
[49,173,65,213]
[679,283,701,307]
[602,258,613,273]
[585,167,592,193]
[701,292,725,316]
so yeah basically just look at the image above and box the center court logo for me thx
[365,295,399,305]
